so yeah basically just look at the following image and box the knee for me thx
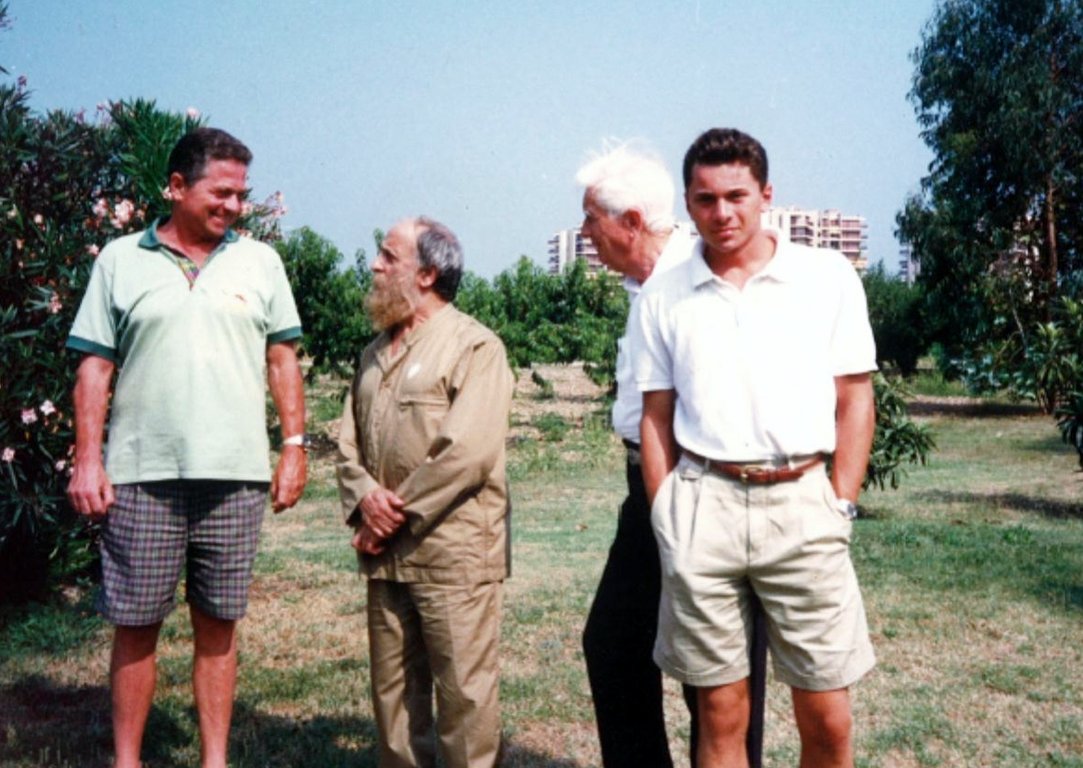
[798,703,852,755]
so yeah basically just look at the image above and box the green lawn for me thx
[1,386,1081,767]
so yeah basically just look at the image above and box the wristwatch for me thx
[282,433,313,452]
[836,498,859,520]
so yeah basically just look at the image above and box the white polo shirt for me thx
[611,233,695,444]
[630,232,876,461]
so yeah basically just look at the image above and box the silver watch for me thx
[836,499,859,520]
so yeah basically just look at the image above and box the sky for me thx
[2,0,937,278]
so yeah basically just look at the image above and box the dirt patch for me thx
[510,363,609,441]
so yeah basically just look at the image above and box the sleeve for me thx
[395,333,514,537]
[336,375,381,524]
[629,287,674,393]
[66,249,118,362]
[829,257,878,375]
[265,246,303,345]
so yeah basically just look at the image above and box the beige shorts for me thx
[651,454,875,691]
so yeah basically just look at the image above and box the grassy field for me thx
[2,367,1082,767]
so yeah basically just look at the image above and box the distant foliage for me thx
[863,263,927,376]
[276,227,374,380]
[865,375,936,491]
[456,256,628,387]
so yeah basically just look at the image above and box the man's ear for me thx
[417,265,438,290]
[166,171,187,201]
[621,208,644,232]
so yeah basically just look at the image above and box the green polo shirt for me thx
[67,221,302,483]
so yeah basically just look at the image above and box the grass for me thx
[2,373,1082,766]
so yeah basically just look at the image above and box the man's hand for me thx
[271,444,307,512]
[352,525,387,556]
[360,486,407,539]
[67,459,114,520]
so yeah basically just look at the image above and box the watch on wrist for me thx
[282,433,312,452]
[836,498,859,520]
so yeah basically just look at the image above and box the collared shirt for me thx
[67,220,302,482]
[630,232,876,461]
[611,233,696,444]
[337,304,514,584]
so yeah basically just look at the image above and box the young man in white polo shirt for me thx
[632,128,877,768]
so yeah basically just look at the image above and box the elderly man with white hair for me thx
[576,142,700,768]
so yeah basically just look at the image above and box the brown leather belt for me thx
[683,451,824,485]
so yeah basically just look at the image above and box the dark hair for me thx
[682,128,768,190]
[415,217,464,301]
[167,127,252,184]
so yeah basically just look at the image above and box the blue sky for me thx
[3,0,936,277]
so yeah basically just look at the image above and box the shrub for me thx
[0,64,284,601]
[865,375,936,491]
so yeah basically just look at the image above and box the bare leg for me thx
[111,622,162,768]
[697,680,750,768]
[190,605,238,768]
[792,687,853,768]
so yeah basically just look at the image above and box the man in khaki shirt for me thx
[337,216,513,768]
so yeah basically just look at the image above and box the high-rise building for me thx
[547,221,699,274]
[549,208,870,274]
[898,243,919,284]
[763,207,869,271]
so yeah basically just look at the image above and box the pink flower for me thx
[186,107,201,120]
[40,400,56,416]
[92,198,109,220]
[32,213,43,226]
[86,244,100,257]
[21,408,38,425]
[54,459,67,472]
[48,293,62,314]
[110,199,135,228]
[15,238,23,250]
[2,447,14,463]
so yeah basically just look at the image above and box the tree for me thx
[863,263,928,376]
[902,0,1083,358]
[276,227,374,380]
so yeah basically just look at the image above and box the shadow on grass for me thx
[0,674,171,768]
[906,397,1042,418]
[856,514,1083,615]
[915,489,1083,520]
[0,675,585,768]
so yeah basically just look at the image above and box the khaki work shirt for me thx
[337,304,514,584]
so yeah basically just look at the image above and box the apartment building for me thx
[548,208,869,274]
[764,207,869,271]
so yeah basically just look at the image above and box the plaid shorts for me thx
[98,480,268,626]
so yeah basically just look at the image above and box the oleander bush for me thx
[0,62,284,601]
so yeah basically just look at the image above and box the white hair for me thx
[575,139,676,234]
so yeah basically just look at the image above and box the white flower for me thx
[86,244,100,257]
[54,459,67,472]
[92,198,109,219]
[40,400,56,416]
[2,447,14,462]
[48,293,62,314]
[186,107,201,120]
[21,408,38,425]
[32,213,43,226]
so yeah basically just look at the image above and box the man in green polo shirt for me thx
[66,127,306,768]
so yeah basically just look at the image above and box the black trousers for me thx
[583,454,699,768]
